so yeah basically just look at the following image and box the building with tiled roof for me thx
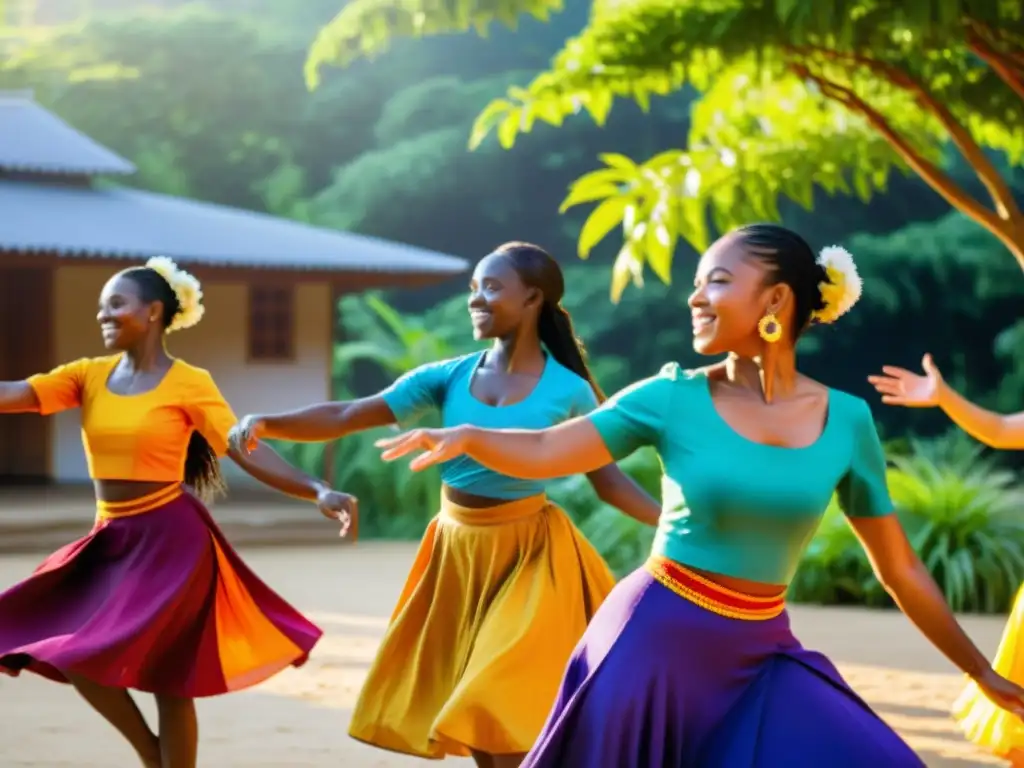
[0,90,468,485]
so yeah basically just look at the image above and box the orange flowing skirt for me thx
[349,493,615,757]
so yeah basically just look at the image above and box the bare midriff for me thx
[443,484,785,598]
[94,479,181,504]
[442,484,513,510]
[684,564,787,597]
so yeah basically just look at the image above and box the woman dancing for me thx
[870,354,1024,762]
[377,224,1024,767]
[230,242,660,768]
[0,257,355,768]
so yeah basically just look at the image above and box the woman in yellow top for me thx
[0,257,355,768]
[870,354,1024,762]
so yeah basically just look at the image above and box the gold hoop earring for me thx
[758,313,782,343]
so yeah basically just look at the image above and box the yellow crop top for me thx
[27,356,237,482]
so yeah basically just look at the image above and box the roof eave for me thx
[0,246,468,286]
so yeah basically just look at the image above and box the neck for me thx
[489,330,545,374]
[123,336,169,372]
[725,344,798,403]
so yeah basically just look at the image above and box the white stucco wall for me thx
[50,265,331,486]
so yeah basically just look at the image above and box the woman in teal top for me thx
[378,224,1024,767]
[229,242,660,768]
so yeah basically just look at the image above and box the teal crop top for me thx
[382,351,599,499]
[588,363,893,585]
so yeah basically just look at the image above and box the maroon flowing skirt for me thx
[0,489,322,697]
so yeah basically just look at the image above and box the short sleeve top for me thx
[588,363,892,584]
[28,356,237,481]
[381,351,600,499]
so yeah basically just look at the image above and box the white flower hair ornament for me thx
[811,245,862,324]
[145,256,205,333]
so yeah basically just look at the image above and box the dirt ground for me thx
[0,542,1013,767]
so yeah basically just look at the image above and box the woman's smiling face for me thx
[687,233,788,357]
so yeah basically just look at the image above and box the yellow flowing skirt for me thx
[348,492,616,758]
[952,584,1024,763]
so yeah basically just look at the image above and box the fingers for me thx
[869,379,903,397]
[374,432,412,450]
[378,432,428,461]
[880,366,912,378]
[867,375,898,390]
[922,353,938,375]
[408,443,451,472]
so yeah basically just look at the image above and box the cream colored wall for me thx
[51,265,331,486]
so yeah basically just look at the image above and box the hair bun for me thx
[811,245,862,324]
[146,256,205,333]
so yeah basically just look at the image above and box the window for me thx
[248,284,294,361]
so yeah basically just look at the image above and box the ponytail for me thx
[183,432,227,503]
[538,301,606,403]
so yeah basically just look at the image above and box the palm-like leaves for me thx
[792,431,1024,613]
[889,437,1024,613]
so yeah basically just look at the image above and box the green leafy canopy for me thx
[308,0,1024,300]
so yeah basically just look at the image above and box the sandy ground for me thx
[0,542,1014,767]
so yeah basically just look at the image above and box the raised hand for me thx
[375,427,468,472]
[229,414,266,455]
[868,353,943,408]
[316,487,359,539]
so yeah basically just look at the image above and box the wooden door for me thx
[0,265,53,483]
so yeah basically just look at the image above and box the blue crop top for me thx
[588,363,893,585]
[382,351,599,499]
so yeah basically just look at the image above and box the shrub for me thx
[790,430,1024,614]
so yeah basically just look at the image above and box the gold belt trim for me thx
[95,484,184,522]
[644,555,786,621]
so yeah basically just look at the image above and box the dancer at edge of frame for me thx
[870,353,1024,763]
[0,257,356,768]
[229,242,661,768]
[376,224,1024,768]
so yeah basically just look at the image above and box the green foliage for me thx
[891,436,1024,613]
[790,430,1024,613]
[316,0,1024,297]
[305,0,565,88]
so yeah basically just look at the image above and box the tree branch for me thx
[967,29,1024,102]
[966,20,1024,69]
[790,46,1021,222]
[791,64,1004,238]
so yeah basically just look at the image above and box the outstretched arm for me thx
[378,418,617,480]
[233,359,455,450]
[237,396,397,447]
[585,465,661,526]
[226,443,357,537]
[227,442,329,501]
[936,387,1024,450]
[379,370,673,483]
[0,381,40,413]
[849,514,1024,715]
[869,353,1024,449]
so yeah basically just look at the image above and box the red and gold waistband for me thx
[95,484,183,522]
[644,555,786,621]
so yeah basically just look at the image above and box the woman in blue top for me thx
[377,224,1024,767]
[229,242,660,767]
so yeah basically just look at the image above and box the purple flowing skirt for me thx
[523,566,924,767]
